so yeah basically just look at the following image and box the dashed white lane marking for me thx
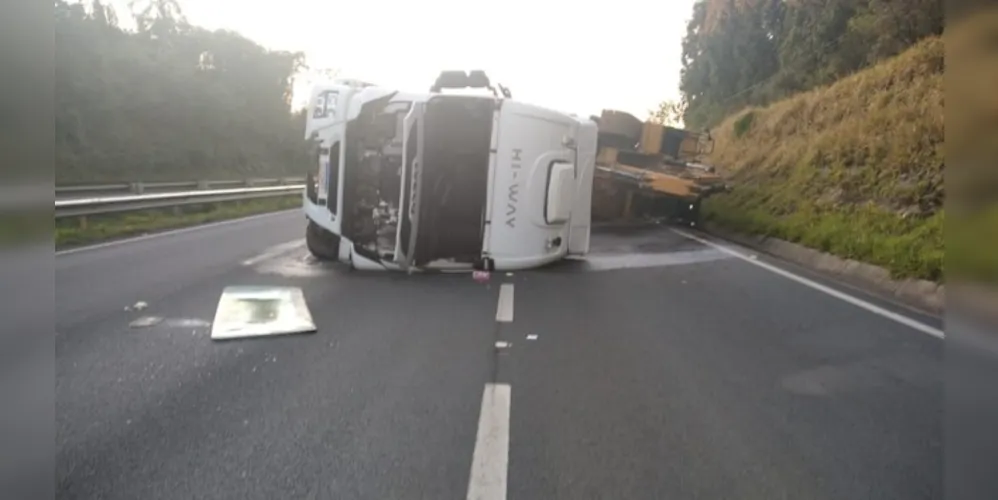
[466,383,511,500]
[495,284,514,323]
[671,228,944,339]
[241,239,306,266]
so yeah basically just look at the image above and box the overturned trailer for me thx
[589,110,730,225]
[302,72,598,272]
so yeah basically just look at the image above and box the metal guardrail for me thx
[55,177,305,197]
[53,178,306,218]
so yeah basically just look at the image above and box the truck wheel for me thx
[306,220,341,261]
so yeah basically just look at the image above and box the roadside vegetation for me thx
[666,0,946,281]
[55,196,301,249]
[54,0,315,243]
[705,37,943,281]
[55,0,313,183]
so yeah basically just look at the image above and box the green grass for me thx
[56,196,301,249]
[703,36,946,282]
[704,192,943,281]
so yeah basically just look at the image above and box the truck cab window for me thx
[313,90,338,119]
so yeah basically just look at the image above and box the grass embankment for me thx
[56,196,300,249]
[703,36,944,281]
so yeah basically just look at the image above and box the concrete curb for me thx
[702,222,945,314]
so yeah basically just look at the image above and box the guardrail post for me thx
[130,182,144,194]
[79,216,88,230]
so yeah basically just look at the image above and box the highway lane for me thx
[502,234,940,499]
[56,217,942,499]
[57,213,495,499]
[56,210,304,330]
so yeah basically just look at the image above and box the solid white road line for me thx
[55,209,299,256]
[496,284,515,323]
[671,228,945,339]
[467,383,511,500]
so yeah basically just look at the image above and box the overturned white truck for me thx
[302,71,598,272]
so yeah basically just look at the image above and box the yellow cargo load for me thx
[592,109,729,224]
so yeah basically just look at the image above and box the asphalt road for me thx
[56,211,945,499]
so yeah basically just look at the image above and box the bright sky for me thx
[119,0,696,121]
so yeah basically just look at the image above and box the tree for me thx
[55,0,313,182]
[679,0,783,128]
[648,99,686,127]
[675,0,943,128]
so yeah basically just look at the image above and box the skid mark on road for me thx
[244,241,343,278]
[580,248,731,272]
[254,250,333,278]
[241,239,306,266]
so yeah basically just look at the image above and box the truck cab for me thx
[302,71,597,272]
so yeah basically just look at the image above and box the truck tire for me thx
[306,220,341,261]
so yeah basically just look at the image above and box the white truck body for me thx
[302,78,597,271]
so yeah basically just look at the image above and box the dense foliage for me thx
[55,0,312,182]
[677,0,943,128]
